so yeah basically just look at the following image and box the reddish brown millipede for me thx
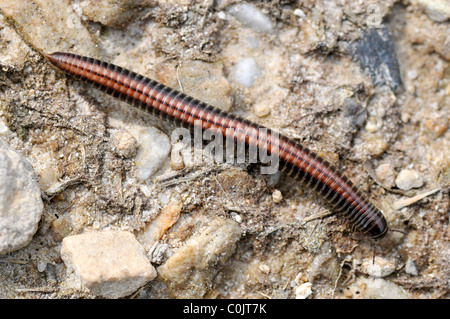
[45,52,388,239]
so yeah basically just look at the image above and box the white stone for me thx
[130,126,171,181]
[295,282,312,299]
[230,57,261,87]
[0,139,44,255]
[293,8,306,18]
[395,169,424,191]
[228,3,274,33]
[37,262,47,272]
[361,257,396,277]
[272,190,282,203]
[253,102,271,117]
[60,231,157,298]
[405,258,419,276]
[0,119,9,134]
[217,11,226,20]
[231,212,242,223]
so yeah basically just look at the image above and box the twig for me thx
[301,209,334,226]
[392,188,442,210]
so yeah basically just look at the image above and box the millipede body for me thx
[45,52,388,239]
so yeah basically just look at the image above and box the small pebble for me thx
[170,152,184,171]
[406,70,418,80]
[395,169,424,191]
[360,257,396,277]
[295,282,312,299]
[253,102,271,117]
[365,117,379,133]
[37,262,47,273]
[150,243,169,265]
[405,259,419,276]
[293,8,306,18]
[363,135,389,157]
[231,212,243,223]
[170,143,185,171]
[423,118,448,139]
[137,203,182,250]
[375,163,396,188]
[258,264,271,274]
[253,85,287,118]
[272,190,283,203]
[230,57,261,87]
[111,129,138,158]
[217,11,226,20]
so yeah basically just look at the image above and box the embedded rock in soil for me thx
[0,139,44,255]
[158,217,242,298]
[60,230,156,298]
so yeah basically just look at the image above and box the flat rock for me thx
[61,231,156,298]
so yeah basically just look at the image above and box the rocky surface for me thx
[0,0,448,299]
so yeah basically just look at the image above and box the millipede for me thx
[45,52,388,240]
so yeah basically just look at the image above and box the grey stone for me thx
[0,139,43,255]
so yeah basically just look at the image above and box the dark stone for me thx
[347,27,402,91]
